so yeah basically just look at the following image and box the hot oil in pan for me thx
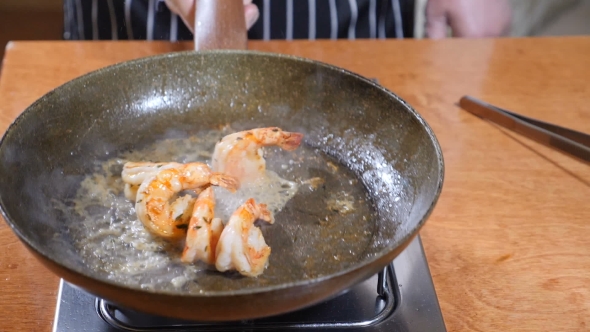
[64,127,378,293]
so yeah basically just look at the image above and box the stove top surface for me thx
[53,236,446,331]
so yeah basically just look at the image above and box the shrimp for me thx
[180,187,223,265]
[135,162,240,239]
[211,127,304,184]
[122,162,181,201]
[215,198,274,277]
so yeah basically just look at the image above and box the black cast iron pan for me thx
[0,0,444,321]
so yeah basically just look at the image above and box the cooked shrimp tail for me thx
[257,202,274,224]
[209,172,240,193]
[277,131,304,151]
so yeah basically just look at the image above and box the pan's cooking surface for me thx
[0,51,442,319]
[65,125,385,293]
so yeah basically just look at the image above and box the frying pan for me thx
[0,0,444,322]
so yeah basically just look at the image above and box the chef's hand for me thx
[164,0,260,32]
[426,0,512,38]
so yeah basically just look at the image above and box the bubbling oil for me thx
[64,126,378,294]
[213,170,299,223]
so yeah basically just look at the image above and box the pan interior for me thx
[0,51,442,295]
[65,126,381,293]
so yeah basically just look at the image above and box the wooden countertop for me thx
[0,37,589,331]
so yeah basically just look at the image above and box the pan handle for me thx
[193,0,248,51]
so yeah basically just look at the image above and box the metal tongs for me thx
[459,96,590,163]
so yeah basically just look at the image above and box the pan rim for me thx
[0,49,445,298]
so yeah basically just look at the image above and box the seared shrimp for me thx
[181,187,223,265]
[135,162,239,239]
[211,127,304,184]
[215,198,274,277]
[122,162,180,200]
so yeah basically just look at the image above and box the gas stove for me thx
[52,235,446,331]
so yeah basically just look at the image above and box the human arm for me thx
[425,0,512,38]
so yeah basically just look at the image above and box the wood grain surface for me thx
[0,37,589,332]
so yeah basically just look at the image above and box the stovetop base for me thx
[53,235,446,332]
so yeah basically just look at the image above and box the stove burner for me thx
[97,265,394,330]
[53,236,446,332]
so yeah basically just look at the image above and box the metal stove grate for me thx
[96,264,395,331]
[53,236,447,332]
